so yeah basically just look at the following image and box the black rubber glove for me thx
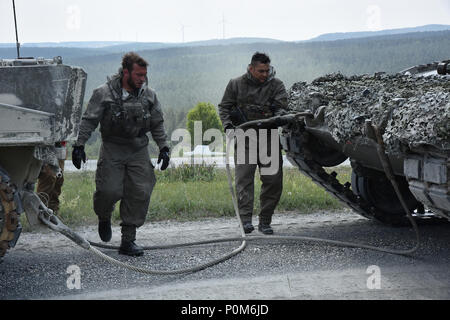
[224,124,236,139]
[72,145,86,170]
[157,147,170,171]
[224,123,235,132]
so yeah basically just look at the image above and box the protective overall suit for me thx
[218,66,288,232]
[74,69,169,247]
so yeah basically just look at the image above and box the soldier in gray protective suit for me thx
[218,52,289,235]
[72,52,170,256]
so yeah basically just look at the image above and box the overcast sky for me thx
[1,0,450,44]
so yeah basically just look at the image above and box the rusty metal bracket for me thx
[36,198,90,250]
[0,169,21,257]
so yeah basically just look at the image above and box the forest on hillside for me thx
[68,30,450,110]
[1,30,449,157]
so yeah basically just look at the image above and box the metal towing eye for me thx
[36,114,420,275]
[39,209,90,250]
[37,196,248,275]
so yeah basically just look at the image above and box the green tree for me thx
[186,102,223,147]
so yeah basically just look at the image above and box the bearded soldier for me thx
[218,52,288,235]
[72,52,170,256]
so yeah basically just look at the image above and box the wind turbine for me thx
[180,24,191,43]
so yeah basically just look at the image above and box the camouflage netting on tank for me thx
[288,73,450,155]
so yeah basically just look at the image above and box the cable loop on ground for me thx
[38,119,420,275]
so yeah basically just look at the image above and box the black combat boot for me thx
[119,240,144,256]
[258,224,273,235]
[98,220,112,242]
[243,222,255,234]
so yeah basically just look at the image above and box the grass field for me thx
[24,165,352,229]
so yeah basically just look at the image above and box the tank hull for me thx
[0,57,87,258]
[282,62,450,223]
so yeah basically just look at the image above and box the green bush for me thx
[20,167,351,229]
[156,162,217,182]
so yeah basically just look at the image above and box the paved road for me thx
[1,210,449,300]
[63,157,350,172]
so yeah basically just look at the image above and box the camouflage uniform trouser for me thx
[234,132,283,225]
[94,141,156,241]
[37,159,65,214]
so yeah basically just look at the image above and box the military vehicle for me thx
[0,56,87,258]
[280,60,449,226]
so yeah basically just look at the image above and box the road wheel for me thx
[307,136,348,167]
[351,170,420,226]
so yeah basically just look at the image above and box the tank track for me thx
[280,130,441,226]
[400,59,450,76]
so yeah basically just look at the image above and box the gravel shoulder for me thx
[1,209,450,300]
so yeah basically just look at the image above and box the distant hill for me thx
[51,29,448,112]
[307,24,450,42]
[1,29,449,157]
[1,24,449,49]
[0,37,283,52]
[0,41,132,49]
[0,46,110,59]
[95,38,282,54]
[1,29,449,111]
[181,37,283,46]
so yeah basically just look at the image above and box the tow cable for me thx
[38,114,420,275]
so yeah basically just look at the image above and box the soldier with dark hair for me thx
[72,52,170,256]
[251,52,271,65]
[218,52,289,235]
